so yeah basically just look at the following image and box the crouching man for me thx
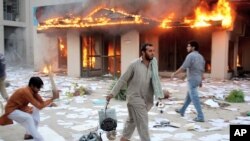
[0,76,59,141]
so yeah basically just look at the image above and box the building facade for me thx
[1,0,250,79]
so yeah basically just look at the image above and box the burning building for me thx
[30,0,250,79]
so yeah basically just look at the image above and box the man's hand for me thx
[49,102,57,107]
[106,94,113,102]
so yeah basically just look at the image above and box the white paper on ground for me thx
[208,118,229,128]
[223,107,238,111]
[151,133,173,141]
[204,99,220,108]
[236,116,250,121]
[51,105,70,110]
[67,107,78,111]
[149,122,177,132]
[196,126,224,132]
[56,112,66,115]
[71,123,98,132]
[66,114,78,119]
[184,123,201,131]
[173,132,194,140]
[167,111,179,115]
[57,122,74,126]
[38,126,65,141]
[244,96,250,102]
[40,115,50,121]
[198,134,229,141]
[154,117,170,124]
[148,112,159,116]
[116,122,124,130]
[116,112,128,116]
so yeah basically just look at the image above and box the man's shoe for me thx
[193,118,205,122]
[175,109,184,117]
[24,134,33,140]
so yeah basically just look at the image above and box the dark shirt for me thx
[0,53,6,78]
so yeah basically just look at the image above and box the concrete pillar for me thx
[121,30,140,74]
[211,31,230,79]
[0,0,4,54]
[67,31,80,77]
[25,0,33,65]
[0,26,4,54]
[0,0,3,22]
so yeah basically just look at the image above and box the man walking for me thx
[171,40,205,122]
[106,43,164,141]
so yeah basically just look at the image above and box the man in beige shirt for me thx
[107,43,158,141]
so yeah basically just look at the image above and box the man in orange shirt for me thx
[0,76,59,141]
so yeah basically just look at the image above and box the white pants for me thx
[8,107,44,141]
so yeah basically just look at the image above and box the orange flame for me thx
[58,38,67,57]
[37,6,148,31]
[160,0,234,29]
[43,65,52,74]
[191,0,234,28]
[160,13,174,29]
[82,37,95,68]
[237,55,241,67]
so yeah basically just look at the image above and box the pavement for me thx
[1,66,250,141]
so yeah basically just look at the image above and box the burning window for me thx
[82,35,97,70]
[58,37,67,68]
[80,34,120,77]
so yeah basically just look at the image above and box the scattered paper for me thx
[39,126,65,141]
[204,99,220,108]
[199,134,229,141]
[173,133,194,140]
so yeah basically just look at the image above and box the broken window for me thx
[3,0,20,21]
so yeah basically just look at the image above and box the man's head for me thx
[140,43,155,61]
[28,77,44,93]
[187,40,199,52]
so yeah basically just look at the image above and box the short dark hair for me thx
[140,43,153,52]
[28,77,44,89]
[188,40,199,51]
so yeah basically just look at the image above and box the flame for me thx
[160,13,174,29]
[191,0,234,28]
[160,0,234,29]
[82,37,95,68]
[237,55,241,67]
[207,63,211,72]
[37,6,148,31]
[58,38,67,57]
[83,45,88,68]
[43,65,52,74]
